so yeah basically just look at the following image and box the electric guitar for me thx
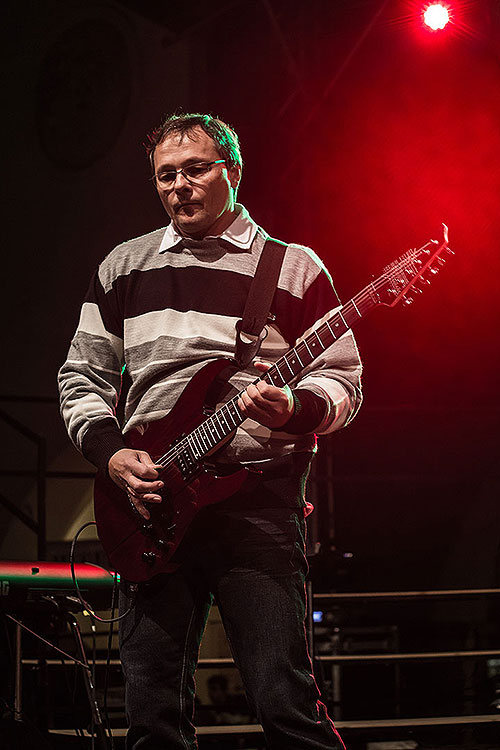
[94,225,452,582]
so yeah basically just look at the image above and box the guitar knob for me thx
[142,551,157,566]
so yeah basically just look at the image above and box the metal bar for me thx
[318,649,500,663]
[14,622,22,721]
[0,407,42,443]
[22,658,122,666]
[37,437,47,560]
[0,395,57,403]
[48,714,500,737]
[6,615,90,671]
[306,579,315,661]
[0,405,47,557]
[24,647,500,669]
[314,588,500,600]
[66,613,108,750]
[0,492,38,531]
[24,657,235,667]
[196,715,500,730]
[0,470,95,478]
[333,715,500,729]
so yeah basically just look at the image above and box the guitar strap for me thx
[234,237,287,369]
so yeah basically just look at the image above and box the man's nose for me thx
[173,170,191,188]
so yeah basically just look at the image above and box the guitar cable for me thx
[70,521,139,749]
[69,521,137,624]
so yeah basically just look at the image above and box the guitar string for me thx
[149,285,384,475]
[149,264,429,475]
[146,244,445,478]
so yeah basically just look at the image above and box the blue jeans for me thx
[119,500,345,750]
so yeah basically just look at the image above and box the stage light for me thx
[423,3,450,31]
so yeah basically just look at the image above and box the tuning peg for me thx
[446,247,454,255]
[430,267,439,275]
[403,296,414,306]
[437,257,446,266]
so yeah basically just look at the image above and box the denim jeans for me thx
[119,498,345,750]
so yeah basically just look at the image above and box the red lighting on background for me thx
[423,3,450,30]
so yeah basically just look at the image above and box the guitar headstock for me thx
[376,224,453,308]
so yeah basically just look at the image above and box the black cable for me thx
[102,578,118,750]
[91,623,96,750]
[69,521,137,623]
[59,654,86,747]
[70,521,137,747]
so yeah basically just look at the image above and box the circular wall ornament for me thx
[36,18,131,169]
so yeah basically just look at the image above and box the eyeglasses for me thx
[154,160,226,188]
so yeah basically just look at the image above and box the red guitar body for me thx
[94,359,250,582]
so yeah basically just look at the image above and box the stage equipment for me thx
[1,560,117,750]
[0,559,117,608]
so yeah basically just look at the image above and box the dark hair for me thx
[145,112,242,175]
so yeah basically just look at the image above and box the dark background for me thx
[2,0,500,592]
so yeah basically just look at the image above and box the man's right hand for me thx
[108,448,164,520]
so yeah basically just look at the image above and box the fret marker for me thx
[351,300,362,317]
[325,323,336,340]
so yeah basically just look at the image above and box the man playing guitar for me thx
[59,112,362,749]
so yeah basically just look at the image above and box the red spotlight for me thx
[423,3,450,31]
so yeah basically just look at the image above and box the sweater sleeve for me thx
[274,245,363,435]
[281,388,328,434]
[58,268,126,469]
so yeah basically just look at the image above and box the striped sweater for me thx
[58,206,362,469]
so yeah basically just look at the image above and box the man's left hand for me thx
[237,361,294,429]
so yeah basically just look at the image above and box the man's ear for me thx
[229,163,241,191]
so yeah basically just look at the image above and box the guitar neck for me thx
[261,283,379,390]
[154,229,452,470]
[176,281,378,464]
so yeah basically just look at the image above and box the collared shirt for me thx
[158,203,258,253]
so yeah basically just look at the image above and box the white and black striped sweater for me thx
[58,213,362,472]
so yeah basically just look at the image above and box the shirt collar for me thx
[158,204,258,253]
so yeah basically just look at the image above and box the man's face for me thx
[153,126,241,239]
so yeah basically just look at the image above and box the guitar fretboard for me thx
[158,282,380,468]
[155,235,446,471]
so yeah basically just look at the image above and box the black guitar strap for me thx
[234,237,287,369]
